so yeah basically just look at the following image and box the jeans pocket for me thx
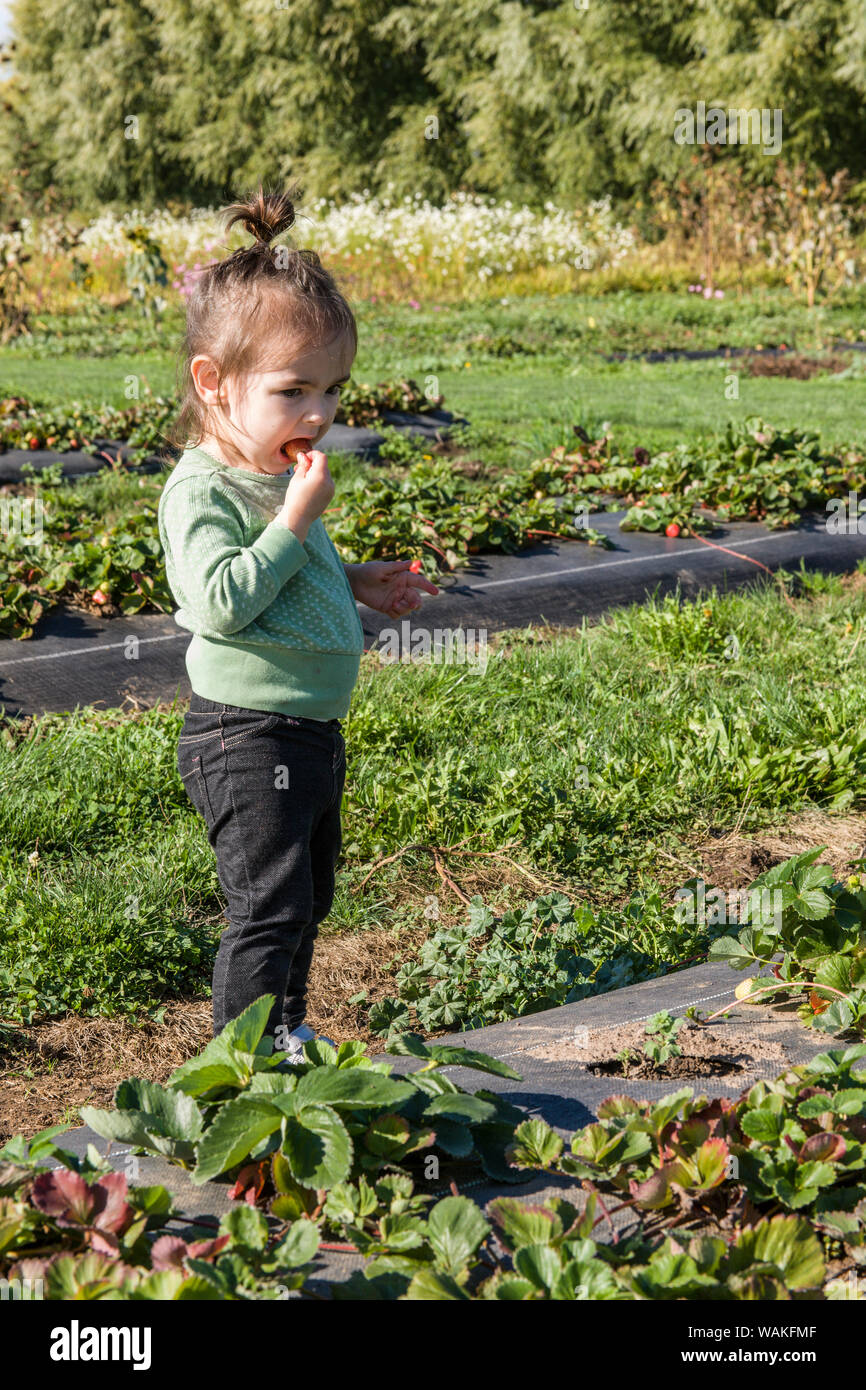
[179,754,215,825]
[220,712,285,749]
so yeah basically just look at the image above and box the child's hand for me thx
[349,559,439,617]
[278,449,335,543]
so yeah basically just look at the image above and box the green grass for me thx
[3,565,866,1025]
[3,288,866,460]
[425,357,866,459]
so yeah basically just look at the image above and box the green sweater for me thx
[157,447,364,720]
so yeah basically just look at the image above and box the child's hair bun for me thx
[223,184,299,248]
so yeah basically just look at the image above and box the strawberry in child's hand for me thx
[409,559,423,573]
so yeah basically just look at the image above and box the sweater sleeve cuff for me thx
[254,519,310,582]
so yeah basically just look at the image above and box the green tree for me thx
[0,0,184,209]
[1,0,864,211]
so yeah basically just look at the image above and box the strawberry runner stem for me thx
[703,978,850,1024]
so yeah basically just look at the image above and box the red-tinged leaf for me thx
[31,1169,94,1224]
[227,1160,270,1204]
[629,1167,672,1210]
[695,1138,729,1189]
[187,1234,231,1262]
[88,1227,122,1257]
[595,1095,642,1119]
[151,1235,188,1271]
[694,1096,739,1139]
[151,1232,231,1271]
[91,1172,133,1233]
[677,1118,712,1149]
[799,1132,846,1163]
[809,990,831,1016]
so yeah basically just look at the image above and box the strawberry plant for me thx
[0,1132,319,1299]
[5,1019,865,1299]
[506,1043,866,1265]
[337,377,444,427]
[5,406,865,639]
[328,454,610,570]
[540,416,866,536]
[0,379,443,464]
[78,995,525,1198]
[709,847,866,1036]
[365,890,721,1038]
[0,391,178,463]
[476,1203,824,1301]
[642,1010,685,1067]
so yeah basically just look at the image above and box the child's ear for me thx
[191,355,223,406]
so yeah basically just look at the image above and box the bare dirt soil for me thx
[525,1015,788,1081]
[744,353,851,379]
[0,926,424,1143]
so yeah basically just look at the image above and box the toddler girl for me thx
[158,185,438,1060]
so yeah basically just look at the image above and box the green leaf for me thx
[167,1039,251,1099]
[128,1185,175,1223]
[791,888,834,921]
[506,1119,563,1168]
[514,1242,563,1293]
[220,995,276,1053]
[740,1108,787,1145]
[812,998,855,1034]
[220,1204,269,1251]
[24,1123,74,1159]
[295,1067,415,1111]
[423,1093,498,1124]
[192,1098,283,1184]
[114,1078,205,1141]
[386,1033,522,1079]
[488,1198,562,1251]
[730,1216,824,1289]
[708,935,756,969]
[281,1104,353,1189]
[426,1196,489,1275]
[428,1117,474,1157]
[270,1217,320,1268]
[480,1274,539,1300]
[812,953,855,994]
[404,1268,471,1300]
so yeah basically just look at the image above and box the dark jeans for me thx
[176,693,345,1042]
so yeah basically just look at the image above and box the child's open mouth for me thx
[280,438,313,461]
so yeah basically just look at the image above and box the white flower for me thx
[70,193,636,287]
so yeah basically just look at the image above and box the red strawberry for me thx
[665,522,680,538]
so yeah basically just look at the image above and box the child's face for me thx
[194,331,355,475]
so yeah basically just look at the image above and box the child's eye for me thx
[280,385,344,397]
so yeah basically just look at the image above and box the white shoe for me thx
[278,1023,336,1065]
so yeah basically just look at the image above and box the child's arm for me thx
[159,473,309,635]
